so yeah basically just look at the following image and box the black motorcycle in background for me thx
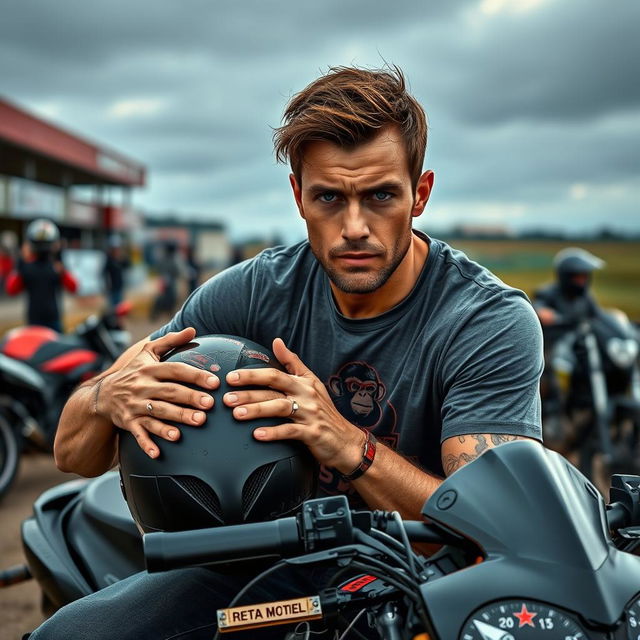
[541,307,640,482]
[4,441,640,639]
[0,301,131,499]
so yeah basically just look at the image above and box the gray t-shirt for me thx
[152,232,543,497]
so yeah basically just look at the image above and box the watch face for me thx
[459,600,587,639]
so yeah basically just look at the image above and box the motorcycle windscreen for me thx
[423,440,610,570]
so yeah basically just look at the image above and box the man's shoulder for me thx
[197,240,316,295]
[252,240,316,279]
[258,240,313,263]
[430,237,527,302]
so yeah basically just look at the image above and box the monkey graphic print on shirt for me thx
[320,361,398,500]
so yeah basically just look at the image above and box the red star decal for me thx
[513,604,537,628]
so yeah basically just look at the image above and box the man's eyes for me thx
[316,191,393,203]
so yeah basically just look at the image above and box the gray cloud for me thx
[1,0,638,240]
[423,2,640,124]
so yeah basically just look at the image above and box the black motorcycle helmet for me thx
[554,247,604,297]
[119,335,317,533]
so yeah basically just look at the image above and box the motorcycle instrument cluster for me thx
[459,599,587,639]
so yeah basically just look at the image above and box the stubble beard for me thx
[314,227,413,295]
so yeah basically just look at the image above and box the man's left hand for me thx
[223,338,364,473]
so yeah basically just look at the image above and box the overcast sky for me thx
[1,0,638,242]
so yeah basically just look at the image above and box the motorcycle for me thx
[0,301,131,499]
[4,440,640,639]
[541,307,640,481]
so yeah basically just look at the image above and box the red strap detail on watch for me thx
[341,430,377,482]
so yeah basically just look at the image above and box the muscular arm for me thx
[349,441,442,519]
[441,433,535,475]
[54,337,153,476]
[352,433,535,519]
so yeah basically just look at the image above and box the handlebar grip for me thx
[144,516,301,572]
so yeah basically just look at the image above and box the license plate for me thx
[217,595,322,632]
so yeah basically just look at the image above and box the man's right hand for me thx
[96,328,219,458]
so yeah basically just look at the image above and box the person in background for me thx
[149,240,184,320]
[103,235,130,308]
[0,240,15,298]
[5,218,78,331]
[532,247,605,442]
[533,247,605,327]
[5,218,77,332]
[185,244,201,294]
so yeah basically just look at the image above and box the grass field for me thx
[448,239,640,321]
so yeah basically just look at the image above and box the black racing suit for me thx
[14,257,70,331]
[533,283,601,420]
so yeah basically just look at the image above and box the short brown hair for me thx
[273,65,428,188]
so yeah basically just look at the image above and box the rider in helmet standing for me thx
[5,218,78,332]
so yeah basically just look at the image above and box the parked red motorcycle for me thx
[0,302,131,499]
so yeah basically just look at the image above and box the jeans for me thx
[27,565,340,640]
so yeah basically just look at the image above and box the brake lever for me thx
[283,543,389,568]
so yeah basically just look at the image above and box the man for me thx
[5,218,77,332]
[533,247,605,443]
[103,235,130,308]
[32,66,542,640]
[149,239,185,320]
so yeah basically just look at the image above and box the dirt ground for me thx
[0,453,75,639]
[0,313,158,640]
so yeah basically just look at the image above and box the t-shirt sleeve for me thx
[150,257,262,340]
[439,292,543,443]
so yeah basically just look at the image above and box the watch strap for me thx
[341,430,377,482]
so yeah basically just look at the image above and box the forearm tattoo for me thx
[443,434,524,475]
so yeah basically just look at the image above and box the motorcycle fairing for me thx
[66,472,144,591]
[0,352,48,396]
[21,478,95,611]
[40,349,99,375]
[22,472,144,610]
[421,440,640,635]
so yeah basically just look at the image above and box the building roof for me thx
[0,97,145,188]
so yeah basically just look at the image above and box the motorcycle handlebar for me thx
[144,505,446,573]
[144,517,302,572]
[143,497,633,573]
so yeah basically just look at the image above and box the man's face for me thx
[570,273,590,288]
[290,126,432,295]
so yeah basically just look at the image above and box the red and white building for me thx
[0,96,146,246]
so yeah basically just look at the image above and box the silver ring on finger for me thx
[288,398,300,417]
[147,402,154,414]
